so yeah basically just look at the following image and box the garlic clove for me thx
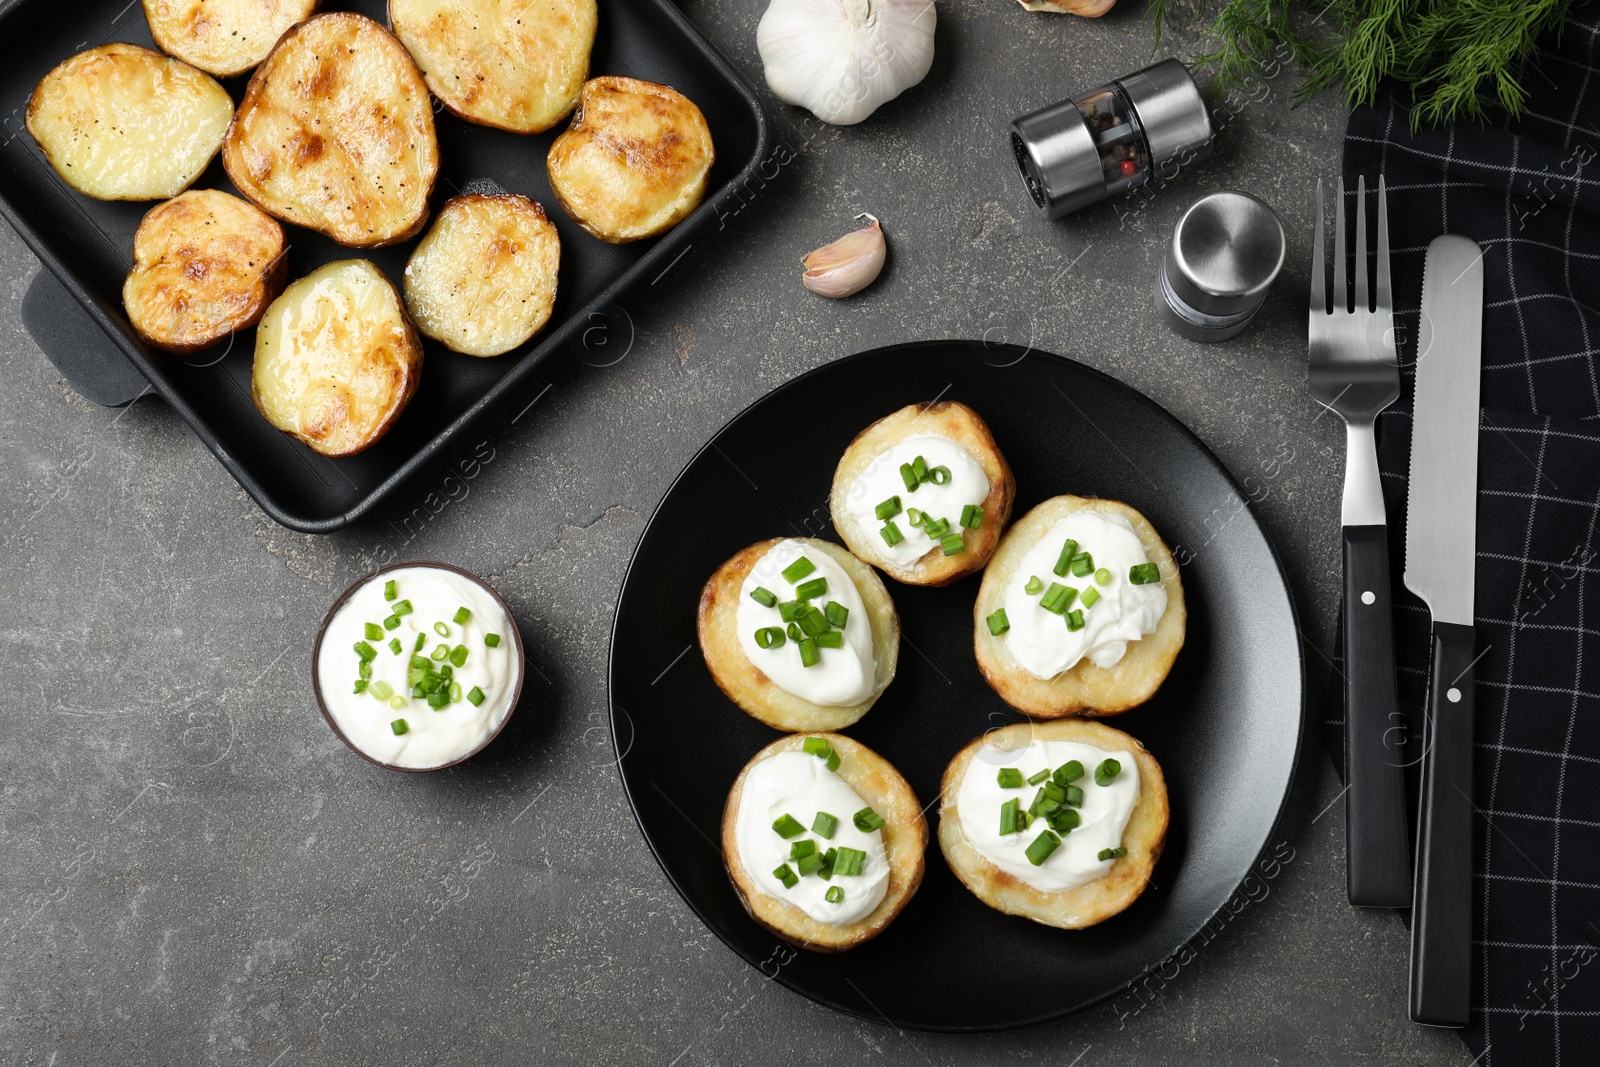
[1015,0,1116,14]
[802,214,886,298]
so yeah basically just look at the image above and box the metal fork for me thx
[1309,175,1410,908]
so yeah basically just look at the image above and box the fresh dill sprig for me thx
[1148,0,1579,130]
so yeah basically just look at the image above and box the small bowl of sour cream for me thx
[313,562,524,771]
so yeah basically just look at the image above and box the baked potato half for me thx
[144,0,320,78]
[252,260,422,457]
[974,495,1185,718]
[723,733,927,952]
[390,0,597,134]
[830,401,1015,587]
[938,719,1168,929]
[547,76,714,243]
[26,44,233,201]
[223,12,440,248]
[403,194,561,357]
[123,190,288,355]
[698,538,899,732]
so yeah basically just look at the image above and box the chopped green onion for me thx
[384,615,401,630]
[796,852,825,876]
[781,557,816,584]
[999,797,1021,835]
[818,849,838,880]
[1039,583,1076,615]
[997,767,1024,788]
[410,686,425,699]
[391,599,414,617]
[940,533,965,555]
[389,695,406,710]
[960,504,984,529]
[772,814,806,839]
[415,633,427,652]
[907,508,924,527]
[774,863,799,888]
[1027,768,1051,786]
[1053,539,1080,577]
[911,455,930,482]
[467,686,485,707]
[777,600,804,622]
[1056,760,1084,783]
[1095,758,1122,786]
[1098,847,1129,861]
[986,608,1010,635]
[391,719,409,736]
[389,638,402,655]
[815,630,844,649]
[353,641,377,661]
[928,465,952,485]
[484,633,501,648]
[824,601,849,629]
[755,627,786,649]
[384,579,397,601]
[1048,807,1081,833]
[449,682,462,702]
[795,577,829,601]
[1066,609,1086,632]
[853,807,886,832]
[427,689,449,710]
[900,463,919,491]
[1026,830,1061,866]
[364,622,384,641]
[875,496,902,521]
[370,680,394,701]
[833,847,866,876]
[1129,563,1162,585]
[1080,586,1102,609]
[880,521,904,547]
[1064,784,1084,807]
[803,737,840,771]
[438,663,453,681]
[922,515,950,538]
[453,607,471,625]
[750,586,778,608]
[1016,809,1034,831]
[825,885,844,904]
[431,644,449,661]
[1095,567,1112,585]
[1070,552,1094,578]
[786,622,803,642]
[1024,576,1044,595]
[813,812,839,839]
[799,638,819,667]
[798,606,830,637]
[434,621,450,637]
[790,838,818,861]
[353,679,369,694]
[450,645,468,668]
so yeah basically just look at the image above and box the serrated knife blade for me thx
[1405,232,1484,1029]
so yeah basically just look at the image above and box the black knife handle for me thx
[1410,621,1477,1027]
[1343,525,1412,907]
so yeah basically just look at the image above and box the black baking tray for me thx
[0,0,768,531]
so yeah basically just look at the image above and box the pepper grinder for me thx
[1156,191,1286,343]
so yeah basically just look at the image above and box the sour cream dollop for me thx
[1003,512,1168,678]
[734,750,890,924]
[317,566,519,770]
[737,540,876,706]
[842,435,989,567]
[956,739,1139,892]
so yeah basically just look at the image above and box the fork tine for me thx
[1375,174,1392,312]
[1354,175,1369,312]
[1334,176,1348,313]
[1311,179,1326,315]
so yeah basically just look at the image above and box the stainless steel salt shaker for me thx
[1156,191,1285,343]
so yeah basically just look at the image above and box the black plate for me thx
[0,0,767,532]
[609,341,1306,1031]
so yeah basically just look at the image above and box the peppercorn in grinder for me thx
[1010,59,1215,220]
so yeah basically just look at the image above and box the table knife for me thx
[1405,233,1484,1028]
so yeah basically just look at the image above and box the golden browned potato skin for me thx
[26,43,234,202]
[698,538,899,732]
[252,260,422,457]
[389,0,597,134]
[974,495,1186,718]
[722,733,927,952]
[403,194,561,357]
[223,12,440,248]
[123,190,288,355]
[830,401,1016,587]
[144,0,321,78]
[547,76,715,243]
[938,720,1168,929]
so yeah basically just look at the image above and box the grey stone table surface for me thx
[0,2,1474,1065]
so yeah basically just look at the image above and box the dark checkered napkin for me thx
[1330,7,1600,1063]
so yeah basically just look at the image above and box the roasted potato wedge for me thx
[144,0,320,78]
[723,733,926,952]
[252,260,422,457]
[223,13,439,248]
[123,190,288,355]
[547,76,714,243]
[26,44,233,201]
[831,401,1015,587]
[974,495,1185,717]
[390,0,597,134]
[698,538,899,732]
[403,194,561,357]
[938,720,1168,929]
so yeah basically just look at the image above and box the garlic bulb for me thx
[757,0,937,126]
[1015,0,1116,13]
[802,215,886,298]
